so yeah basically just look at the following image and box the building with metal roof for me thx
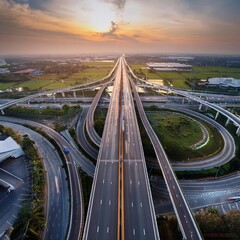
[207,77,240,88]
[146,62,192,72]
[0,137,24,163]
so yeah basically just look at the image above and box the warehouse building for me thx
[207,77,240,88]
[146,62,193,72]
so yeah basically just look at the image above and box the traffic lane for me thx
[154,146,199,239]
[124,161,158,240]
[151,173,240,193]
[67,158,83,240]
[131,83,202,239]
[29,131,69,239]
[123,65,159,239]
[86,83,110,146]
[43,150,69,239]
[86,162,118,240]
[84,60,122,239]
[152,176,240,203]
[100,122,119,161]
[154,189,240,216]
[1,122,69,239]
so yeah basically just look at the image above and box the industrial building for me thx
[146,62,193,72]
[14,68,43,76]
[207,77,240,88]
[0,58,7,66]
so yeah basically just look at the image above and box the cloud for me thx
[101,21,118,37]
[103,0,126,11]
[96,20,140,44]
[0,0,88,37]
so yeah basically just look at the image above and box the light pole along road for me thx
[83,57,160,240]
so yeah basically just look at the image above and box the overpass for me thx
[125,61,240,135]
[83,57,160,239]
[124,59,203,239]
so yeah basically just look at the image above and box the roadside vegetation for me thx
[157,208,240,240]
[4,105,81,131]
[145,108,224,162]
[11,136,45,240]
[0,125,22,144]
[94,108,108,137]
[174,111,240,179]
[78,168,93,221]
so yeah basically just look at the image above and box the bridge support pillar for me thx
[73,91,76,98]
[236,126,240,136]
[199,103,202,111]
[225,118,230,126]
[62,92,65,97]
[215,111,219,120]
[1,109,5,115]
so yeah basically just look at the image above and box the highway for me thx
[0,121,69,240]
[83,57,123,240]
[2,56,239,239]
[82,100,235,171]
[0,116,88,240]
[127,70,203,238]
[121,62,160,239]
[83,57,160,239]
[85,81,113,147]
[152,173,240,215]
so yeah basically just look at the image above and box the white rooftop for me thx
[0,137,24,163]
[208,78,240,87]
[0,58,7,66]
[146,62,192,68]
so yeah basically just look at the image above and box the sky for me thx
[0,0,240,55]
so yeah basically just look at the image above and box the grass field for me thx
[146,111,224,162]
[0,82,18,90]
[0,62,114,91]
[130,64,240,89]
[81,61,115,67]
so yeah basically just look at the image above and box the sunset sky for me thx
[1,0,240,55]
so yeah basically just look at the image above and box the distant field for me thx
[130,64,240,89]
[0,82,18,90]
[81,61,115,67]
[0,62,114,91]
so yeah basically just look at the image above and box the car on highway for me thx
[63,146,70,154]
